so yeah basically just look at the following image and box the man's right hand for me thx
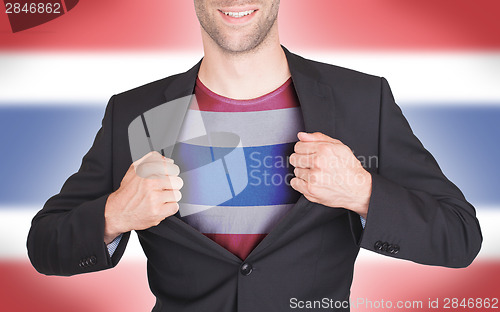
[103,151,183,244]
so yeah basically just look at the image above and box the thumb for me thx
[297,132,339,143]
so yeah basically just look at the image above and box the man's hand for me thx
[104,151,183,244]
[289,132,372,218]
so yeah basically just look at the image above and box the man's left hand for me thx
[289,132,372,219]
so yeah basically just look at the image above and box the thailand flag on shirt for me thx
[1,1,499,311]
[174,77,302,260]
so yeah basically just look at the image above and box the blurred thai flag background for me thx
[1,0,499,311]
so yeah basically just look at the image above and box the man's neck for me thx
[198,30,291,100]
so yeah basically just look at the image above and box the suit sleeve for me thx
[356,77,482,268]
[27,96,130,276]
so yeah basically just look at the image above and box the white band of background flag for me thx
[2,53,500,105]
[128,95,248,217]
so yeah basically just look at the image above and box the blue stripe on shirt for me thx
[174,142,301,206]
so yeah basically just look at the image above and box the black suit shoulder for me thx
[115,74,177,102]
[112,74,178,119]
[286,51,384,114]
[111,63,200,128]
[287,51,381,85]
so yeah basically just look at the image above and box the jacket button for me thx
[374,241,383,251]
[240,263,253,276]
[89,256,97,265]
[387,244,395,254]
[392,245,400,254]
[381,242,389,252]
[79,259,88,268]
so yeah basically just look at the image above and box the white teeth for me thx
[222,10,255,18]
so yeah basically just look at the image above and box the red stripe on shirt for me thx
[203,233,268,260]
[192,77,299,112]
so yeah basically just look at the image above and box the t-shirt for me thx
[172,77,305,260]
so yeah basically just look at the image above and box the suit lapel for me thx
[163,59,201,102]
[246,47,338,257]
[284,46,337,137]
[156,47,338,261]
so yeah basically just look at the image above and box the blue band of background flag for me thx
[0,103,499,208]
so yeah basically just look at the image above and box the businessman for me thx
[27,1,482,311]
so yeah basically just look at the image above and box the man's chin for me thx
[220,45,259,55]
[215,35,268,55]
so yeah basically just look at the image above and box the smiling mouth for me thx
[220,9,257,18]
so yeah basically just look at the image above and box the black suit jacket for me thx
[27,46,482,312]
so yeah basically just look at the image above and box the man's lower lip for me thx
[218,10,258,24]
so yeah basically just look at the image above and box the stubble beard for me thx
[196,1,280,55]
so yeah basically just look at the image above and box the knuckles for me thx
[311,156,323,168]
[289,153,297,166]
[166,202,180,215]
[316,143,332,155]
[169,176,184,190]
[306,183,321,199]
[308,169,321,184]
[172,190,182,202]
[167,163,181,176]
